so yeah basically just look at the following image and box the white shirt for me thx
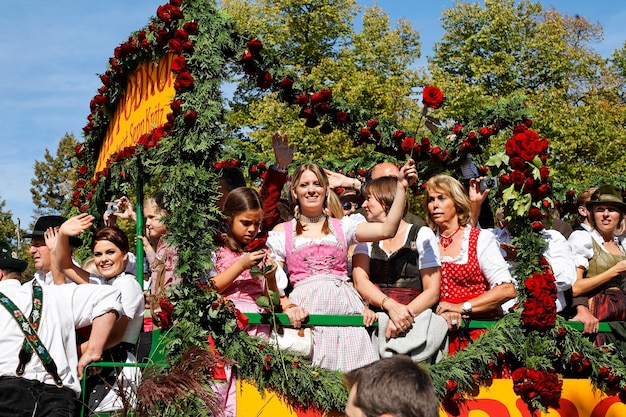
[486,227,574,312]
[353,225,441,270]
[90,272,144,344]
[568,228,626,271]
[0,279,122,395]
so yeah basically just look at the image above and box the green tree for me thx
[30,133,78,218]
[221,0,423,166]
[428,0,626,190]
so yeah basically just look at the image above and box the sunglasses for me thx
[342,201,360,211]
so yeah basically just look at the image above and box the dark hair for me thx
[146,191,168,214]
[222,187,263,251]
[91,226,130,253]
[344,356,438,417]
[218,166,247,193]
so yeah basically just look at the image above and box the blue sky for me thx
[1,1,624,226]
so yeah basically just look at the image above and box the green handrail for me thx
[243,313,613,332]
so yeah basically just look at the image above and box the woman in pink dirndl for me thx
[267,162,407,371]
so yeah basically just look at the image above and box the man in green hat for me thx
[0,240,28,281]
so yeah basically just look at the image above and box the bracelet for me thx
[380,296,391,309]
[283,303,298,311]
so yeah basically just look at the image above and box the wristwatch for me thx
[461,301,473,314]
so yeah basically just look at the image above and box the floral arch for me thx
[70,0,626,415]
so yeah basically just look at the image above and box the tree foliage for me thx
[30,133,78,218]
[221,0,423,167]
[428,0,626,193]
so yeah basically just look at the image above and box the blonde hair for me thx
[575,187,597,226]
[291,163,333,235]
[422,175,473,230]
[81,257,100,275]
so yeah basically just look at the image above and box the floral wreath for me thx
[69,0,626,415]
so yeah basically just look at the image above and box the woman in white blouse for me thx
[425,175,517,354]
[568,185,626,343]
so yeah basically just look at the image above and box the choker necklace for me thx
[300,213,327,224]
[439,226,461,249]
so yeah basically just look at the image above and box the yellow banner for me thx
[237,379,626,417]
[95,54,176,173]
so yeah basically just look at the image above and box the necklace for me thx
[300,213,327,224]
[439,225,461,249]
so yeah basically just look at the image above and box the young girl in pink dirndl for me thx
[208,187,280,416]
[267,162,407,372]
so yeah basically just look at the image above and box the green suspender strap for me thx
[0,280,64,387]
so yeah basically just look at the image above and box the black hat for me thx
[586,185,626,213]
[0,240,28,272]
[24,215,83,247]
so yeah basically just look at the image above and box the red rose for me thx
[459,141,473,154]
[511,170,525,187]
[310,92,324,106]
[299,108,313,119]
[76,179,87,189]
[74,143,84,158]
[247,38,263,55]
[168,39,182,54]
[316,102,330,114]
[422,85,444,109]
[499,174,512,186]
[183,21,199,35]
[359,128,372,139]
[318,89,332,102]
[452,124,463,135]
[367,119,379,129]
[171,56,186,73]
[479,126,494,137]
[241,50,254,63]
[532,221,545,231]
[256,71,274,89]
[77,165,88,175]
[528,207,544,221]
[183,110,197,126]
[175,72,194,92]
[334,111,348,123]
[509,156,526,171]
[393,130,406,142]
[400,137,415,152]
[279,77,294,91]
[539,166,550,181]
[295,94,309,107]
[170,99,183,115]
[430,146,445,163]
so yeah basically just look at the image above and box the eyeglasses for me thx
[342,201,360,211]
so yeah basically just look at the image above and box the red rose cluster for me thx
[520,265,557,332]
[248,161,267,180]
[499,121,551,203]
[512,367,562,410]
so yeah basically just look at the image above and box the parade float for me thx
[70,1,626,416]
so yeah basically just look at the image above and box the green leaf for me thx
[256,295,270,308]
[250,265,264,277]
[268,290,280,306]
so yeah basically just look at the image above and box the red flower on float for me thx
[422,85,445,109]
[183,21,199,35]
[171,56,186,73]
[174,71,194,92]
[183,110,198,126]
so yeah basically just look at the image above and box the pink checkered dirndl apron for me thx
[284,218,377,372]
